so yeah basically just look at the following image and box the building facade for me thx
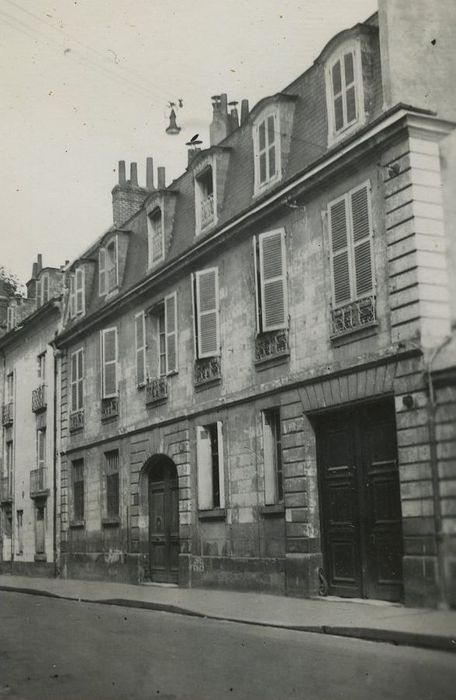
[0,256,63,576]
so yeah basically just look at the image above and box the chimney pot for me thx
[241,99,249,125]
[157,167,166,189]
[146,157,154,190]
[130,162,138,187]
[37,254,43,272]
[118,160,126,185]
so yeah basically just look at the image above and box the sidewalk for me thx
[1,574,455,653]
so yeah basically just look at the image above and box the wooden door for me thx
[148,461,179,583]
[318,400,403,602]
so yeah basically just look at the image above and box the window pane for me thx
[334,95,344,131]
[259,121,266,151]
[104,363,117,396]
[267,115,275,145]
[344,52,354,85]
[268,145,276,178]
[332,60,342,95]
[259,153,267,183]
[107,472,119,517]
[78,377,83,410]
[346,86,357,123]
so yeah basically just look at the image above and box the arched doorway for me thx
[147,456,179,583]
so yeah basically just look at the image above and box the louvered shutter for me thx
[102,328,117,397]
[75,268,84,314]
[350,184,373,297]
[216,421,225,508]
[253,237,261,333]
[69,275,75,318]
[135,313,146,386]
[329,197,351,305]
[99,248,106,294]
[196,268,219,358]
[196,426,213,510]
[259,229,287,331]
[165,292,177,373]
[71,352,78,412]
[77,349,84,410]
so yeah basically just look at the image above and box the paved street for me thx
[0,592,455,700]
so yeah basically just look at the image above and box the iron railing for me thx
[200,193,214,228]
[145,377,168,404]
[69,409,84,432]
[331,295,376,337]
[255,329,289,363]
[32,384,47,413]
[101,396,119,420]
[194,356,222,386]
[30,467,48,497]
[0,474,12,503]
[2,402,13,426]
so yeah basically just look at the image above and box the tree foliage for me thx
[0,265,22,297]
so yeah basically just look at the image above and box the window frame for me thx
[75,267,85,315]
[37,428,46,470]
[195,162,217,234]
[37,352,46,381]
[70,347,84,413]
[135,312,147,387]
[104,450,120,519]
[253,228,288,334]
[6,372,14,402]
[72,459,84,522]
[253,107,281,195]
[262,408,283,505]
[325,38,365,144]
[193,268,220,360]
[100,327,118,399]
[196,421,225,511]
[147,206,165,266]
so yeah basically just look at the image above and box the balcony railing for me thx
[32,384,47,413]
[145,377,168,405]
[101,396,119,420]
[0,474,12,503]
[69,409,84,432]
[331,295,376,337]
[2,401,13,426]
[30,467,49,498]
[200,193,214,228]
[194,356,222,386]
[255,329,289,364]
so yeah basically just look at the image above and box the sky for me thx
[0,0,377,285]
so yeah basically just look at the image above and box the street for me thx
[0,591,455,700]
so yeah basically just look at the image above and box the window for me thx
[37,428,46,469]
[253,229,288,333]
[195,165,215,233]
[135,312,147,386]
[72,459,84,521]
[6,306,15,331]
[75,268,85,315]
[37,352,46,381]
[100,328,118,398]
[262,408,283,504]
[158,305,166,376]
[253,110,280,193]
[196,422,225,510]
[6,440,13,476]
[16,510,23,555]
[105,450,120,518]
[326,42,364,142]
[70,348,84,412]
[192,269,219,358]
[148,208,164,265]
[99,238,118,295]
[35,504,45,555]
[6,372,14,401]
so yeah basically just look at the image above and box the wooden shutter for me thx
[329,197,352,305]
[196,425,213,510]
[196,268,219,358]
[253,237,261,333]
[77,349,84,410]
[71,351,78,412]
[259,229,287,331]
[216,421,225,508]
[101,328,117,397]
[75,268,84,314]
[262,412,276,505]
[69,275,75,318]
[165,292,177,373]
[99,248,106,294]
[350,183,373,297]
[135,313,146,386]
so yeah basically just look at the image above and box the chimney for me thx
[112,160,149,226]
[146,157,155,190]
[229,101,239,130]
[210,92,231,146]
[187,146,202,167]
[157,167,166,190]
[240,99,249,125]
[26,255,40,299]
[37,254,43,273]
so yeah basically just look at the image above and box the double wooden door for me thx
[148,461,179,583]
[317,400,403,602]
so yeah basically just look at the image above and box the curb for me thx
[2,585,455,654]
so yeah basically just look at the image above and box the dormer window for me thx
[253,109,280,194]
[99,237,118,295]
[195,165,215,234]
[147,207,164,265]
[69,267,85,317]
[326,40,364,144]
[36,273,49,307]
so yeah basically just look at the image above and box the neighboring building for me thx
[1,0,452,609]
[0,256,63,576]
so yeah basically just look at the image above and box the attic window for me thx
[99,236,118,295]
[148,207,164,265]
[195,165,215,234]
[326,40,365,143]
[253,108,281,195]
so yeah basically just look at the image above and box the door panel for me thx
[148,461,179,583]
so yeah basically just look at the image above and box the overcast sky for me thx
[0,0,377,284]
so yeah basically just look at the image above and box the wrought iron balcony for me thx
[69,409,84,432]
[331,295,377,338]
[32,384,47,413]
[101,396,119,420]
[0,474,12,503]
[200,193,214,228]
[145,377,168,405]
[194,356,222,386]
[30,467,49,498]
[2,401,13,426]
[255,329,289,364]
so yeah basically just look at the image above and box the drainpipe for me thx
[424,335,452,609]
[50,341,62,578]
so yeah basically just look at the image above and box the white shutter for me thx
[78,349,84,410]
[259,229,287,331]
[135,312,146,385]
[99,248,106,295]
[216,421,225,508]
[262,412,276,505]
[101,328,118,397]
[253,237,260,333]
[350,183,373,297]
[71,352,78,412]
[196,425,213,510]
[75,268,84,314]
[69,275,75,318]
[191,273,197,358]
[196,268,219,358]
[165,292,177,373]
[329,196,352,305]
